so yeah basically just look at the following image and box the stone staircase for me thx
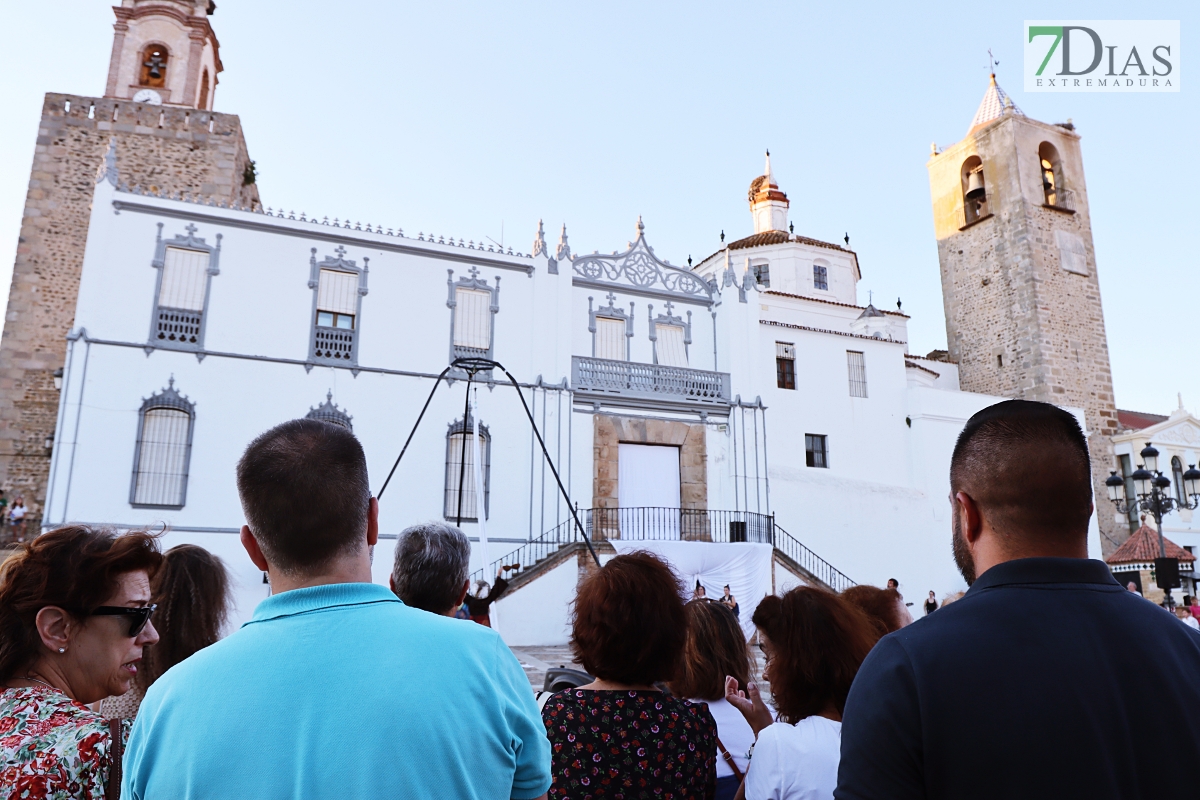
[472,508,854,594]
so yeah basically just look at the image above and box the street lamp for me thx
[1106,440,1200,608]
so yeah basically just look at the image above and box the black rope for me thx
[455,370,475,527]
[376,357,600,567]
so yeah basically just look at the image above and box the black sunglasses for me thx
[91,604,157,637]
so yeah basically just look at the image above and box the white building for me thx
[43,148,1102,644]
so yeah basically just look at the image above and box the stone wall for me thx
[0,92,258,533]
[929,113,1121,552]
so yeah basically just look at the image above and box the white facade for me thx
[44,164,1103,644]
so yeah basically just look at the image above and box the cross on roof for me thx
[184,223,198,237]
[468,266,481,279]
[605,292,617,305]
[664,301,675,315]
[334,245,347,259]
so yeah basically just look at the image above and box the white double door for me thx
[617,443,682,540]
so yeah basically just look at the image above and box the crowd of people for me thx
[2,400,1200,799]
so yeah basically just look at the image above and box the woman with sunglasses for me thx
[99,544,231,720]
[0,526,162,799]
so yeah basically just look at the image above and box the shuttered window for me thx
[132,408,191,506]
[454,288,492,350]
[847,351,868,398]
[595,317,626,360]
[813,264,829,291]
[656,325,688,367]
[158,247,209,311]
[317,269,358,314]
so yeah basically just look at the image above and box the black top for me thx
[541,689,717,798]
[836,557,1200,800]
[464,576,509,616]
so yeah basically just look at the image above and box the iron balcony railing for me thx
[585,507,773,544]
[1044,185,1076,212]
[572,356,731,405]
[470,507,854,593]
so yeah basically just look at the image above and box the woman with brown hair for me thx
[99,543,231,719]
[541,551,718,798]
[0,526,162,799]
[725,587,879,800]
[671,599,756,800]
[840,584,912,637]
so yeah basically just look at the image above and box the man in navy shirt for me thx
[836,400,1200,799]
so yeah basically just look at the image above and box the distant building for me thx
[1110,398,1200,562]
[1106,517,1196,603]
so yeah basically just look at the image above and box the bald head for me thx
[951,400,1092,546]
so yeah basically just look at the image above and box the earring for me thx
[58,647,65,653]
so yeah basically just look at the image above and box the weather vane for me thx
[988,48,999,76]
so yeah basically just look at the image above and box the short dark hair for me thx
[237,419,371,574]
[752,587,879,723]
[391,522,470,613]
[571,552,686,686]
[950,400,1092,541]
[0,526,163,682]
[841,585,905,636]
[671,599,752,701]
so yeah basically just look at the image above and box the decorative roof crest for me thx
[572,218,712,304]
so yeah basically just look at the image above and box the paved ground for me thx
[510,643,773,699]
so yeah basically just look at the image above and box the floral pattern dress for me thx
[0,686,130,800]
[542,689,717,799]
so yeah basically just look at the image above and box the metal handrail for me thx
[469,508,854,593]
[572,356,731,404]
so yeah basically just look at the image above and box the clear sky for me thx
[0,1,1194,418]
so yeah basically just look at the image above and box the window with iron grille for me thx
[444,417,490,522]
[805,434,828,469]
[847,350,868,398]
[130,379,195,508]
[148,223,221,352]
[813,264,828,291]
[447,268,500,373]
[776,342,796,390]
[308,247,368,367]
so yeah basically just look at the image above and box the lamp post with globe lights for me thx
[1105,442,1200,607]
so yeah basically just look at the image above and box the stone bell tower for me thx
[105,0,221,109]
[0,1,257,533]
[927,74,1122,552]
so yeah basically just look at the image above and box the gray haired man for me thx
[390,521,471,616]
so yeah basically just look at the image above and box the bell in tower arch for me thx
[965,168,986,200]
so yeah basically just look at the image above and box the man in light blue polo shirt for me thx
[123,419,551,800]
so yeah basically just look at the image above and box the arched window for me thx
[1039,142,1063,207]
[1174,456,1186,503]
[198,69,210,110]
[961,156,988,224]
[139,44,169,88]
[129,379,195,508]
[444,416,490,522]
[306,391,353,431]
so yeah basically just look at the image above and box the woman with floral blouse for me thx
[541,551,717,799]
[0,526,162,799]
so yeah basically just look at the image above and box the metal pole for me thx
[455,370,476,527]
[376,365,452,500]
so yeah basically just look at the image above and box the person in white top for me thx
[670,599,757,800]
[726,587,881,800]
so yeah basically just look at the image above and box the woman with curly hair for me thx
[725,587,879,800]
[0,526,162,799]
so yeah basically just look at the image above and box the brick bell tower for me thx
[927,73,1122,553]
[0,1,259,533]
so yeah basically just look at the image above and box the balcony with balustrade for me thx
[571,356,731,409]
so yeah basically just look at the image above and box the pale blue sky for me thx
[0,1,1194,417]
